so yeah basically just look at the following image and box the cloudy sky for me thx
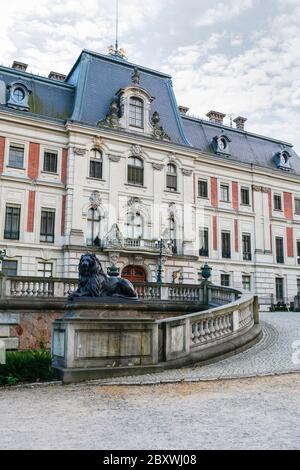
[1,0,300,152]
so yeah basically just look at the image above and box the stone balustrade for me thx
[1,276,232,304]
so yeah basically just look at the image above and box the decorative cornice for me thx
[181,168,193,176]
[108,154,121,162]
[152,163,164,171]
[73,147,87,156]
[252,185,270,193]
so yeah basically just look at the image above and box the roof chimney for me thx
[233,116,247,130]
[12,61,28,72]
[48,71,66,81]
[179,105,189,115]
[206,110,226,125]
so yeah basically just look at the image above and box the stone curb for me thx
[1,369,300,390]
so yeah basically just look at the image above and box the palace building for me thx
[0,48,300,301]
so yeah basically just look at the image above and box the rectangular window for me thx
[274,194,282,211]
[8,144,25,169]
[241,187,250,206]
[128,166,144,186]
[222,231,231,259]
[242,275,251,291]
[166,174,177,192]
[198,180,208,198]
[242,233,252,261]
[276,237,284,264]
[1,260,18,277]
[220,184,230,202]
[43,151,58,173]
[275,278,284,302]
[221,274,230,287]
[297,241,300,265]
[40,209,55,243]
[37,262,53,278]
[89,160,103,179]
[199,228,209,257]
[297,278,300,293]
[4,205,20,240]
[295,198,300,215]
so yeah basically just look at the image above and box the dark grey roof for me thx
[182,116,300,175]
[0,66,75,120]
[66,50,189,145]
[0,49,299,175]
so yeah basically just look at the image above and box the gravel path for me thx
[0,311,299,450]
[0,374,299,450]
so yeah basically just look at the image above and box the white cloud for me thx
[195,0,254,27]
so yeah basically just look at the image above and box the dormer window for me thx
[7,81,31,111]
[212,134,231,156]
[129,97,144,128]
[274,150,291,171]
[218,137,227,151]
[13,87,25,103]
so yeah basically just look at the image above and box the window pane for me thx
[275,278,284,301]
[295,199,300,215]
[129,98,144,128]
[221,274,230,287]
[222,232,231,258]
[4,206,20,240]
[89,160,103,179]
[274,195,282,211]
[198,180,208,198]
[199,228,209,256]
[43,151,58,173]
[242,275,251,291]
[220,185,229,202]
[38,262,53,278]
[2,260,18,276]
[87,209,101,246]
[40,210,55,243]
[128,158,144,186]
[242,233,252,261]
[241,188,250,205]
[8,145,24,169]
[276,237,284,263]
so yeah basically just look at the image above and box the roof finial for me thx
[108,0,127,60]
[115,0,119,53]
[132,67,140,85]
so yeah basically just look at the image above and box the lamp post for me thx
[0,249,7,273]
[155,239,171,284]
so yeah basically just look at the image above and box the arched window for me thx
[128,156,144,186]
[89,149,103,179]
[169,216,177,254]
[129,97,144,128]
[87,208,101,246]
[166,164,177,191]
[125,212,143,239]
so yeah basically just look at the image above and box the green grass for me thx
[0,349,54,386]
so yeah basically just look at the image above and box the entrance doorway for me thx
[122,265,147,283]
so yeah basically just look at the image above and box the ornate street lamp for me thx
[155,239,171,284]
[0,249,7,274]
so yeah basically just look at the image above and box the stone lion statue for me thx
[69,253,138,301]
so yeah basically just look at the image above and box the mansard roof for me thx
[0,48,299,175]
[182,116,300,175]
[66,50,189,145]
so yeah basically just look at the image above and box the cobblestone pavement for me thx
[91,312,300,385]
[0,374,299,449]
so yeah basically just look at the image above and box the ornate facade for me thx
[0,50,300,301]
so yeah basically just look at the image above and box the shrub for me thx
[0,349,53,386]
